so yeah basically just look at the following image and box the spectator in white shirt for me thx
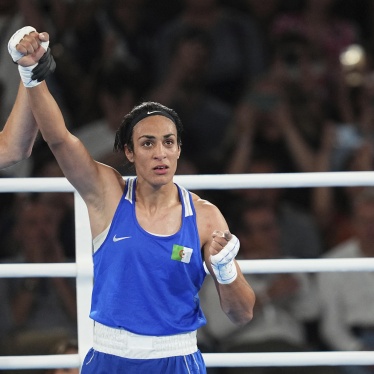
[318,187,374,374]
[198,202,326,374]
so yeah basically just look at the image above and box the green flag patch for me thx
[171,244,193,263]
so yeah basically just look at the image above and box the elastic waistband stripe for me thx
[93,322,198,359]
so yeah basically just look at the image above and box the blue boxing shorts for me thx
[80,348,206,374]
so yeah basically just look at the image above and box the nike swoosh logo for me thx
[113,235,131,242]
[147,111,161,115]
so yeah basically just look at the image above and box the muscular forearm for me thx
[26,83,87,177]
[216,263,255,325]
[26,81,108,201]
[205,228,255,325]
[27,82,68,146]
[0,82,38,168]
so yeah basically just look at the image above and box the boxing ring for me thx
[1,171,374,370]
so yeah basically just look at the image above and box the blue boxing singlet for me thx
[89,177,207,336]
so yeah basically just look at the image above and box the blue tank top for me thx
[89,177,207,336]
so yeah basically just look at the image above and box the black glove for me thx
[31,47,56,82]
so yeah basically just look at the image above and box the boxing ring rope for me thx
[1,172,374,370]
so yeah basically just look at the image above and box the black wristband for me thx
[31,47,56,82]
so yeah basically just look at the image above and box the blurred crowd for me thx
[1,0,374,373]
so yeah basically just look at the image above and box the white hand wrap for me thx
[8,26,49,88]
[210,234,240,284]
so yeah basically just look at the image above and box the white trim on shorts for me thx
[93,322,198,359]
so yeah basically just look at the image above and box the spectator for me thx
[0,0,72,133]
[30,145,76,260]
[153,0,266,105]
[224,155,323,259]
[0,198,77,361]
[270,0,361,125]
[225,34,330,170]
[224,30,345,211]
[235,0,283,68]
[317,187,374,374]
[72,59,144,176]
[148,25,233,173]
[44,0,106,126]
[198,202,324,374]
[0,1,44,178]
[0,179,18,259]
[342,51,374,146]
[271,0,360,71]
[312,138,374,250]
[45,338,79,374]
[0,0,29,126]
[98,0,159,92]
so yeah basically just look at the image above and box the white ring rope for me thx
[1,351,374,370]
[0,263,77,278]
[0,171,374,193]
[239,258,374,273]
[204,352,374,367]
[1,173,374,370]
[0,355,80,370]
[2,258,374,278]
[175,171,374,189]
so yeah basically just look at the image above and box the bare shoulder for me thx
[97,161,126,184]
[86,162,126,237]
[84,161,125,214]
[191,192,228,243]
[191,192,219,215]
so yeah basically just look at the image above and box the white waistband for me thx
[93,322,198,359]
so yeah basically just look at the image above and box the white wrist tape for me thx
[8,26,49,88]
[210,235,240,284]
[18,64,40,88]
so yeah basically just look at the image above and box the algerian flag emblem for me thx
[171,245,193,263]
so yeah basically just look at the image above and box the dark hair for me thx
[114,101,183,153]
